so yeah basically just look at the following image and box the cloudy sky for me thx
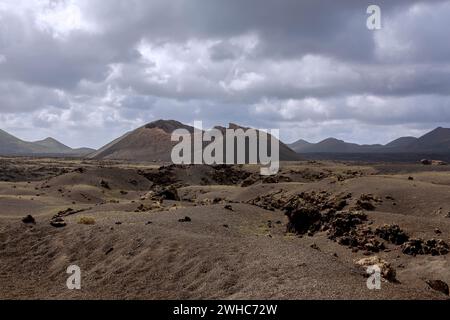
[1,0,450,148]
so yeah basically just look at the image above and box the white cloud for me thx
[35,0,98,39]
[1,0,450,148]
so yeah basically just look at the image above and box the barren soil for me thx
[0,157,449,299]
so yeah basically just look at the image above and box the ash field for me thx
[0,157,449,299]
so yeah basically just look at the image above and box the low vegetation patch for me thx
[77,216,96,225]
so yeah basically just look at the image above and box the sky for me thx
[1,0,450,148]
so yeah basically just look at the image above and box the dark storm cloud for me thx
[0,9,140,89]
[83,0,447,62]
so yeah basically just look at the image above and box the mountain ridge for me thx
[289,127,450,154]
[0,129,95,156]
[4,123,450,159]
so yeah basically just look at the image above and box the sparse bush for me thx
[77,216,96,225]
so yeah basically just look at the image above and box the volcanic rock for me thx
[375,224,409,245]
[426,280,449,295]
[402,238,449,256]
[22,215,36,224]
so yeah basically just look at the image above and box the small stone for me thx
[50,220,66,228]
[100,180,110,189]
[22,215,35,224]
[178,216,192,223]
[75,167,84,173]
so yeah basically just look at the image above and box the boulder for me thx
[355,256,397,282]
[426,280,449,295]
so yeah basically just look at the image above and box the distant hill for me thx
[0,129,94,157]
[384,137,418,150]
[289,127,450,154]
[301,138,365,153]
[88,120,187,161]
[407,127,450,153]
[288,139,312,152]
[289,137,383,153]
[89,119,300,162]
[32,137,73,152]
